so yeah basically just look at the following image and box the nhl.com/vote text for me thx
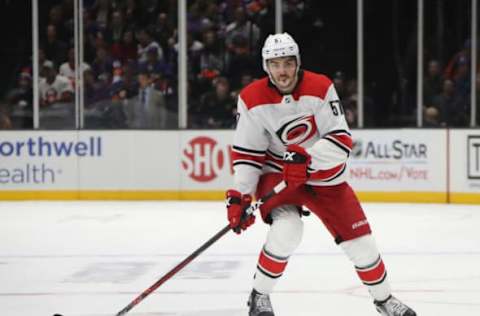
[349,166,428,181]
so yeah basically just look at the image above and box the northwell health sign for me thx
[0,129,478,203]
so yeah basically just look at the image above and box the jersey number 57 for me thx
[329,100,345,116]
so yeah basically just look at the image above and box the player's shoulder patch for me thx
[239,77,283,110]
[296,70,333,99]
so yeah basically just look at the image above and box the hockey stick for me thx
[115,180,287,316]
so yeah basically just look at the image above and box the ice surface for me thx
[0,201,479,316]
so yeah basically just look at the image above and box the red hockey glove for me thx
[282,144,311,188]
[226,189,255,234]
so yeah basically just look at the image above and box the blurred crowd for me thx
[0,0,478,130]
[2,0,276,129]
[336,40,480,128]
[421,40,479,127]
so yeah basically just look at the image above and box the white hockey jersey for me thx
[232,70,353,195]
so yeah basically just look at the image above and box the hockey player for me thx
[225,33,417,316]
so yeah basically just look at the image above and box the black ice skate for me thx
[375,295,417,316]
[247,289,275,316]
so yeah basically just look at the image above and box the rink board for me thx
[0,129,479,203]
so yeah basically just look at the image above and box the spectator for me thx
[476,76,480,126]
[423,106,441,127]
[83,8,100,37]
[154,70,175,106]
[5,70,33,128]
[152,12,174,55]
[343,79,376,127]
[83,68,110,108]
[198,30,226,81]
[443,42,472,123]
[43,24,68,66]
[111,60,123,83]
[432,79,467,126]
[105,10,126,45]
[171,32,204,57]
[137,28,164,63]
[226,34,258,89]
[124,0,140,25]
[141,0,160,23]
[111,29,138,62]
[344,101,358,127]
[343,95,358,127]
[283,0,309,41]
[341,79,358,127]
[173,33,205,89]
[7,71,33,110]
[110,60,139,101]
[240,72,255,87]
[48,5,68,41]
[60,0,75,38]
[91,46,113,82]
[217,1,239,24]
[38,48,53,78]
[225,6,260,55]
[445,39,471,81]
[424,60,443,106]
[83,8,101,62]
[251,0,275,38]
[332,71,347,100]
[92,0,111,30]
[138,47,173,81]
[194,77,236,128]
[38,61,74,107]
[452,59,470,98]
[126,71,168,129]
[200,2,221,33]
[181,33,205,56]
[231,72,255,99]
[186,2,205,36]
[59,48,91,85]
[0,110,12,129]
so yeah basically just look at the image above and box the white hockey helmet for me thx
[262,32,301,74]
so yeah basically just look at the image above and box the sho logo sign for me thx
[182,136,231,182]
[467,135,480,179]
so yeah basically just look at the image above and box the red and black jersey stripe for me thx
[232,145,266,170]
[308,163,346,182]
[265,150,284,172]
[324,129,353,155]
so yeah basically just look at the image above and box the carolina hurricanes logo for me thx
[276,115,318,145]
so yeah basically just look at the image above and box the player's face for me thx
[267,57,297,93]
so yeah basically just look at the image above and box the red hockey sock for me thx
[355,255,387,286]
[340,235,392,301]
[257,247,289,279]
[253,247,289,294]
